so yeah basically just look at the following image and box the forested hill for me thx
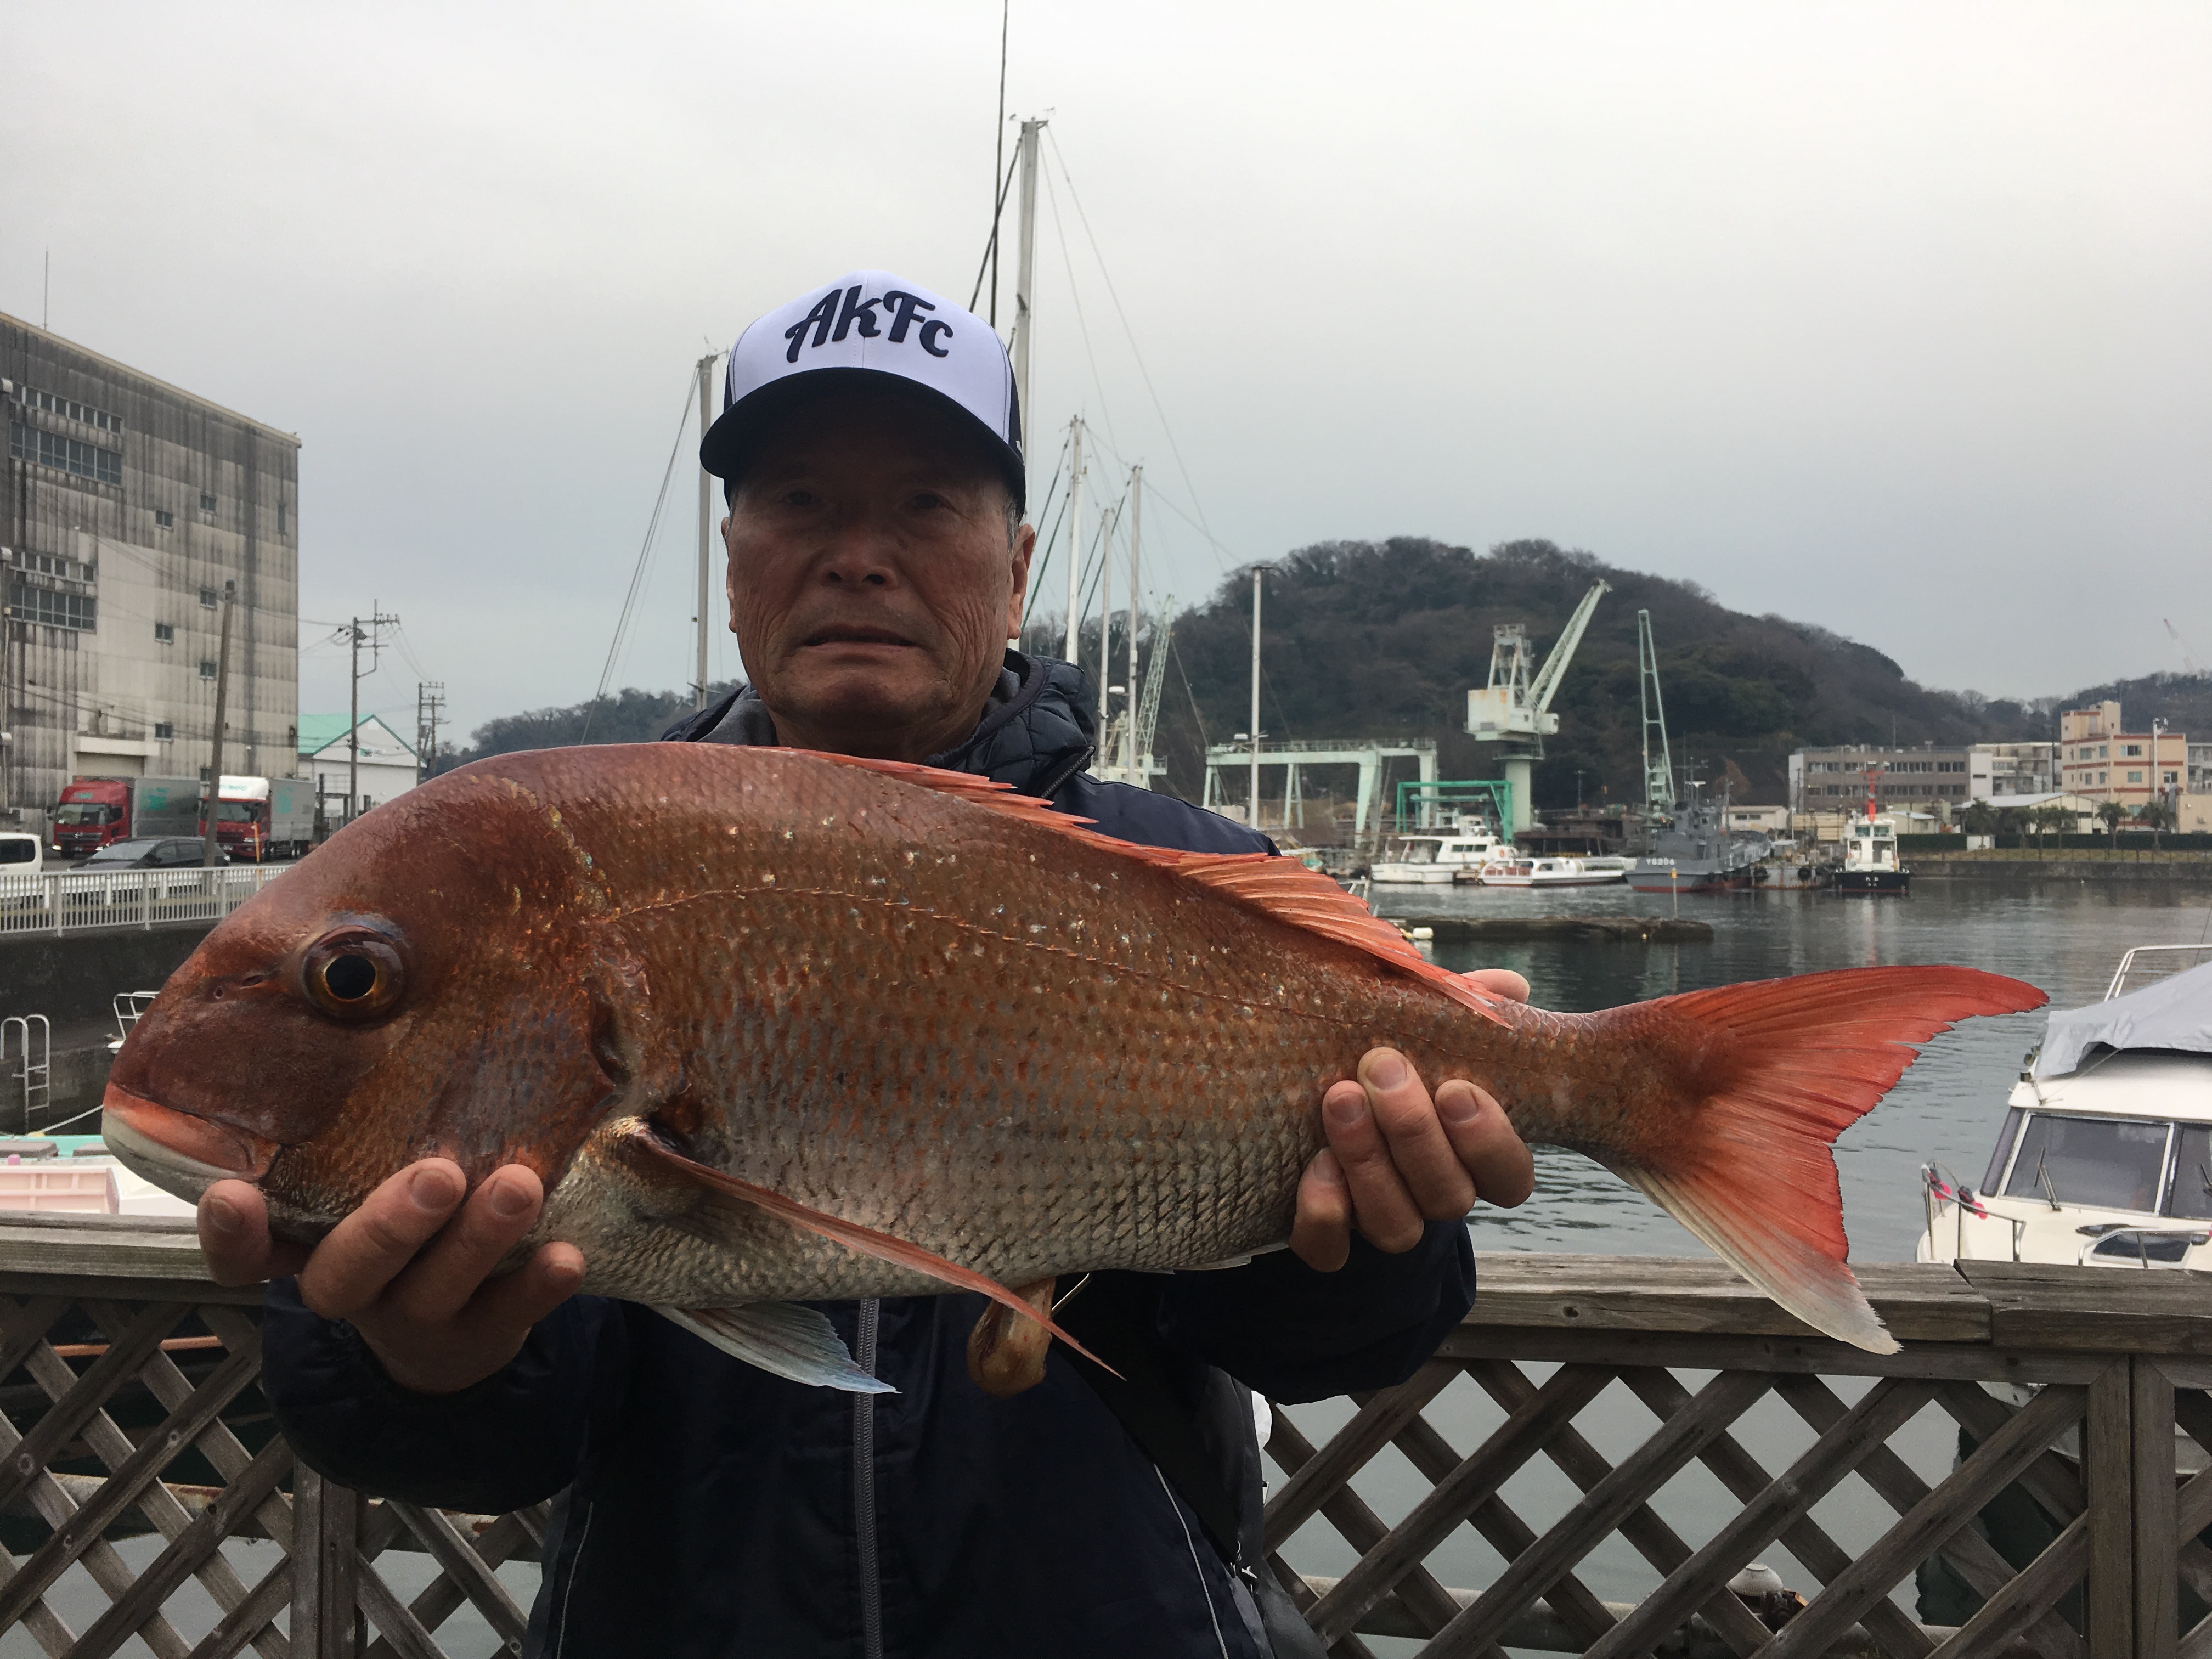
[1150,538,2036,810]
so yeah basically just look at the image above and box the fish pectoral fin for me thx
[967,1277,1056,1398]
[624,1121,1119,1378]
[656,1302,895,1395]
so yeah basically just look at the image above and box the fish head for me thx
[103,765,646,1240]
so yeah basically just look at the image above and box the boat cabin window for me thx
[2169,1126,2212,1221]
[2001,1114,2171,1213]
[1980,1108,2023,1193]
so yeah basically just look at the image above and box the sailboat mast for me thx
[1124,465,1142,772]
[1063,417,1084,668]
[1010,120,1043,442]
[695,352,716,708]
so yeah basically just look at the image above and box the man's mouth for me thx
[801,627,916,649]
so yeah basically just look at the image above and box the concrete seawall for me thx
[0,924,213,1024]
[1912,855,2212,882]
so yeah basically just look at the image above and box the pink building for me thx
[2056,701,2186,806]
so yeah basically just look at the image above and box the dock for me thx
[0,1218,2198,1655]
[1391,913,1716,944]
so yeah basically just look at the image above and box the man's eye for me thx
[781,489,818,507]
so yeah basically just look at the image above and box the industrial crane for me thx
[1638,608,1675,814]
[1097,599,1172,788]
[1464,580,1609,833]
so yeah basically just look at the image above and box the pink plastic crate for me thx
[0,1165,118,1214]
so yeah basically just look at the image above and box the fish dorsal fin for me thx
[795,749,1507,1025]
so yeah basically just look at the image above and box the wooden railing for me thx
[0,1216,2204,1657]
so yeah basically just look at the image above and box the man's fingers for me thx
[197,1181,309,1285]
[382,1166,549,1325]
[1289,1150,1352,1272]
[1464,968,1530,1004]
[296,1160,467,1319]
[1436,1080,1536,1210]
[1322,1073,1429,1252]
[466,1241,587,1335]
[1356,1049,1477,1225]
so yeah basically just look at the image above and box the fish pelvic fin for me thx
[624,1121,1118,1376]
[1607,966,2046,1355]
[656,1302,895,1395]
[797,750,1510,1026]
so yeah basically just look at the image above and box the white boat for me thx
[1473,856,1626,888]
[1369,828,1509,885]
[1917,946,2212,1271]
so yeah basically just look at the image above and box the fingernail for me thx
[1439,1085,1483,1126]
[488,1178,533,1219]
[1364,1050,1406,1090]
[202,1195,239,1237]
[410,1166,458,1209]
[1325,1090,1367,1128]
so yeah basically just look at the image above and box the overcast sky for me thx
[6,2,2207,739]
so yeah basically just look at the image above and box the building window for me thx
[277,500,288,534]
[154,622,174,643]
[199,660,217,680]
[9,548,94,583]
[154,722,173,740]
[7,383,123,433]
[2124,744,2142,758]
[8,421,122,486]
[199,588,218,609]
[2128,771,2143,784]
[6,580,96,631]
[199,492,217,512]
[154,508,173,528]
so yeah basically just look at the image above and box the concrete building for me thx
[1789,745,1978,815]
[2184,741,2211,798]
[3,314,299,825]
[298,714,419,825]
[2057,701,2186,807]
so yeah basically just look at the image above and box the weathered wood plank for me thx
[1762,1381,2089,1659]
[0,1301,179,1516]
[1417,1368,1776,1659]
[1958,1261,2212,1354]
[1437,1324,2113,1384]
[1925,1512,2089,1659]
[2084,1361,2132,1659]
[1465,1255,1993,1344]
[186,1559,296,1659]
[2130,1361,2176,1659]
[66,1438,295,1659]
[1263,1359,1459,1549]
[1305,1363,1613,1643]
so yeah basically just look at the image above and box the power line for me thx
[585,374,698,741]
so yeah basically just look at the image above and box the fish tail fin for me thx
[1601,966,2045,1354]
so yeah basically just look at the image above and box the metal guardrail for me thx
[0,866,289,939]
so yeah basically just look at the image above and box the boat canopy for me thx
[2036,960,2212,1080]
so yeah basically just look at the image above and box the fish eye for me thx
[301,929,406,1020]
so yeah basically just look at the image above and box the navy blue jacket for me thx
[263,652,1477,1659]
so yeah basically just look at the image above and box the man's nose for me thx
[815,514,899,588]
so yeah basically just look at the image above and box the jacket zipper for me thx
[854,1299,884,1659]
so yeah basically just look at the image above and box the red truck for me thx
[200,775,315,863]
[49,776,205,860]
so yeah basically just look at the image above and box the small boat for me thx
[1628,781,1766,894]
[1473,856,1627,888]
[1917,946,2212,1270]
[1370,827,1510,885]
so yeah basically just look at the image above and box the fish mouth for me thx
[101,1084,280,1201]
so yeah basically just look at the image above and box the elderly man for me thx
[213,273,1534,1659]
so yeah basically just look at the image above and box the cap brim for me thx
[700,368,1024,512]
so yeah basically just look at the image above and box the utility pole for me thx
[1062,416,1084,669]
[346,610,399,828]
[200,581,235,867]
[695,351,718,709]
[416,681,446,783]
[1124,465,1142,774]
[1249,565,1269,831]
[1009,119,1045,437]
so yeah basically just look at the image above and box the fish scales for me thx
[100,744,2047,1359]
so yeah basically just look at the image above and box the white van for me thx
[0,833,43,878]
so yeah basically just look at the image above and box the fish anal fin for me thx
[797,749,1507,1025]
[1609,966,2045,1354]
[625,1122,1117,1376]
[967,1277,1056,1398]
[656,1302,895,1394]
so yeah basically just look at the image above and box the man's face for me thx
[724,391,1034,761]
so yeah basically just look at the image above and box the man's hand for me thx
[198,1161,585,1396]
[1289,968,1537,1271]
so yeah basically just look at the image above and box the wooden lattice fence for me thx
[0,1217,2207,1656]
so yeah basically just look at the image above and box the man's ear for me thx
[1003,521,1037,640]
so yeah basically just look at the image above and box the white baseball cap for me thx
[701,270,1024,509]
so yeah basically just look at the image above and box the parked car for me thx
[71,838,219,872]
